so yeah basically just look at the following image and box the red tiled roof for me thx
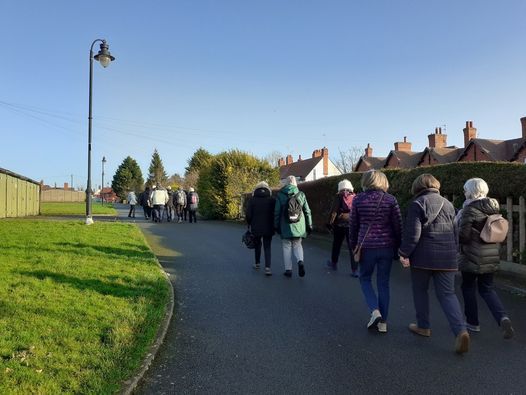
[385,151,422,169]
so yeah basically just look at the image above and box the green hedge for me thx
[297,162,526,230]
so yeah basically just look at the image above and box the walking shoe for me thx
[455,330,470,354]
[377,321,387,333]
[298,261,305,277]
[466,323,480,333]
[367,309,382,329]
[265,267,272,276]
[253,263,260,270]
[350,270,359,278]
[500,317,515,339]
[283,270,292,277]
[325,260,337,270]
[408,323,431,337]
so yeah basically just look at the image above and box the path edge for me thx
[119,264,175,395]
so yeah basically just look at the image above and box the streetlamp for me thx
[86,39,115,225]
[101,156,107,206]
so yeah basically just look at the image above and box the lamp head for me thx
[102,156,107,163]
[94,40,115,68]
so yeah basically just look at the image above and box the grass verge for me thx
[0,219,169,394]
[41,202,117,216]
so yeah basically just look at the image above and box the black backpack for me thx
[286,192,303,223]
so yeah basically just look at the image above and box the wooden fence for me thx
[41,189,85,202]
[0,168,40,218]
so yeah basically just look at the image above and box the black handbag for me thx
[242,229,256,249]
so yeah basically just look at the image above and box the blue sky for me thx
[1,1,525,189]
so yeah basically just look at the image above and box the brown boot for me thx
[408,323,431,337]
[455,330,470,354]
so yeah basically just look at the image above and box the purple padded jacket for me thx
[349,189,402,251]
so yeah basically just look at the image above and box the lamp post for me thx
[101,156,107,205]
[86,39,115,225]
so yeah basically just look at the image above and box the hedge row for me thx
[296,162,526,230]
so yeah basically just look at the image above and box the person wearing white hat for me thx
[326,179,358,277]
[187,187,199,223]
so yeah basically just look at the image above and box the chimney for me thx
[312,149,322,158]
[278,158,285,167]
[394,136,412,152]
[463,121,477,147]
[428,127,448,149]
[365,143,373,157]
[64,182,69,190]
[521,117,526,139]
[298,155,302,161]
[322,147,329,176]
[286,154,293,165]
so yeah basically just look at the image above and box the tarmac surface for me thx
[112,207,526,394]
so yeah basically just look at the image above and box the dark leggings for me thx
[331,226,357,271]
[254,235,272,268]
[461,272,507,326]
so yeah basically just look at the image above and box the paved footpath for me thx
[115,207,526,394]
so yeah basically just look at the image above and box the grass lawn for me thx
[41,202,117,216]
[0,219,170,394]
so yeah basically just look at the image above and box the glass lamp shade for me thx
[97,55,111,68]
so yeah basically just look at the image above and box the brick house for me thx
[354,117,526,171]
[278,147,342,184]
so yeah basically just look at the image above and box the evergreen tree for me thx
[111,156,144,199]
[185,148,213,174]
[147,149,168,186]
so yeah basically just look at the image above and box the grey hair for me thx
[463,177,489,199]
[285,175,297,186]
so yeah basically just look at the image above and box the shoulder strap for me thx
[424,200,445,228]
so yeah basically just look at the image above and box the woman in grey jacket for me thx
[399,174,469,354]
[457,177,514,339]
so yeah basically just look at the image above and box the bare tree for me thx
[334,146,363,173]
[261,150,284,168]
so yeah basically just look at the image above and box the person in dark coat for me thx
[457,177,514,339]
[326,179,358,277]
[349,170,402,334]
[187,187,199,223]
[246,181,276,276]
[399,173,470,354]
[165,186,175,222]
[139,186,151,219]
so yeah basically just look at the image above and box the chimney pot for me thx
[463,120,477,147]
[521,117,526,139]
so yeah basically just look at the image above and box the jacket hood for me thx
[468,197,500,215]
[280,184,299,196]
[253,187,271,198]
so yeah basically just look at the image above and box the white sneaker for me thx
[367,309,382,329]
[377,321,387,333]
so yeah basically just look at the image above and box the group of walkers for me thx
[127,185,200,223]
[245,170,514,354]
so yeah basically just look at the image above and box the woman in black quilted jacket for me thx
[246,181,276,276]
[457,177,514,339]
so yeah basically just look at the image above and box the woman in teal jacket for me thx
[274,176,313,277]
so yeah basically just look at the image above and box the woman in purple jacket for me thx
[350,170,402,333]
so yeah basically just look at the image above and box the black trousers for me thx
[331,226,357,271]
[188,209,197,223]
[128,204,136,217]
[254,235,272,268]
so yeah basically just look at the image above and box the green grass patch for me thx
[41,202,117,216]
[0,220,170,394]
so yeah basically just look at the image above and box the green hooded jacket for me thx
[274,184,312,239]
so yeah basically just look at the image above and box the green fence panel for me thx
[6,175,17,217]
[18,181,27,217]
[0,173,5,218]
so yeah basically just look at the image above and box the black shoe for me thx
[298,261,305,277]
[283,270,292,277]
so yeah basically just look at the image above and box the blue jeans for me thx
[359,248,393,320]
[461,272,507,326]
[411,269,466,336]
